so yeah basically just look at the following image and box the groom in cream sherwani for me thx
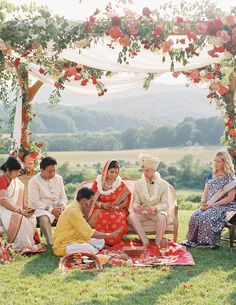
[128,153,169,247]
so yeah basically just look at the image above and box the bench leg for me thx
[229,226,235,249]
[173,223,178,242]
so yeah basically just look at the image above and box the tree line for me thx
[34,116,223,152]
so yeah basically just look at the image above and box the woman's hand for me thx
[100,203,111,210]
[200,203,212,211]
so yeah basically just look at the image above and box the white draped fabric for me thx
[12,38,226,152]
[12,94,22,150]
[29,63,160,96]
[59,38,223,73]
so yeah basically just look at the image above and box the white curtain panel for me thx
[12,94,22,150]
[59,37,224,73]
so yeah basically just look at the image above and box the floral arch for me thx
[0,0,236,174]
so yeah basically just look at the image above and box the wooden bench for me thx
[75,178,179,242]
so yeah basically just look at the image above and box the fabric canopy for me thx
[59,38,223,73]
[13,37,225,148]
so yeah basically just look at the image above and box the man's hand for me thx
[21,209,34,218]
[134,205,142,214]
[52,208,63,219]
[145,206,157,215]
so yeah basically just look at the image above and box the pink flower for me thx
[187,32,197,41]
[176,16,184,24]
[154,27,163,37]
[216,30,231,43]
[172,72,180,78]
[197,23,207,34]
[162,39,174,52]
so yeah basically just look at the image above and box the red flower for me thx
[179,39,185,44]
[218,86,228,95]
[91,74,97,84]
[206,72,214,80]
[111,16,121,26]
[225,121,233,128]
[190,70,200,82]
[109,26,123,39]
[81,79,88,86]
[154,27,163,37]
[54,82,62,89]
[30,151,39,159]
[119,36,131,46]
[142,7,151,18]
[215,46,225,53]
[14,58,21,67]
[18,152,24,159]
[161,268,168,272]
[213,19,223,28]
[176,16,184,24]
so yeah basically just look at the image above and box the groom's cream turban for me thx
[138,153,160,170]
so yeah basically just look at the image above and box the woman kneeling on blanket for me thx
[88,160,131,246]
[182,151,236,249]
[0,157,44,253]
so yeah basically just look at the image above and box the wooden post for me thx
[224,70,236,164]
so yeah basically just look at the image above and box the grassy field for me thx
[48,146,223,166]
[1,210,236,305]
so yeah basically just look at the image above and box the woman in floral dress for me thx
[183,151,236,248]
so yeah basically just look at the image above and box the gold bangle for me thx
[98,202,102,208]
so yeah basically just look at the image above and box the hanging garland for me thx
[0,0,236,171]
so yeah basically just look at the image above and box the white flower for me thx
[207,36,223,47]
[34,19,46,28]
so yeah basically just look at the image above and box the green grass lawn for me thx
[0,210,236,305]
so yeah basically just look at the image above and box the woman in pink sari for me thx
[0,157,44,253]
[89,160,131,246]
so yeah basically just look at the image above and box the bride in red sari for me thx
[89,160,131,246]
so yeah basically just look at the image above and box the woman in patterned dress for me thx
[88,160,131,246]
[183,151,236,248]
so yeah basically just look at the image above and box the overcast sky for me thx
[10,0,236,20]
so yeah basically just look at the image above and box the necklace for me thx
[140,172,161,203]
[96,175,122,195]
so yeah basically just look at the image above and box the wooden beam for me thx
[225,70,236,119]
[28,80,43,102]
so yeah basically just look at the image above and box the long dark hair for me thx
[108,160,120,170]
[0,156,23,173]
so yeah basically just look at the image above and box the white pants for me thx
[66,238,105,255]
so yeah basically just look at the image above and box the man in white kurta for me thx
[28,157,67,245]
[128,153,169,247]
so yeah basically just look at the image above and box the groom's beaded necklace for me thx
[140,172,161,203]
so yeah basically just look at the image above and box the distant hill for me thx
[32,82,219,125]
[0,83,220,132]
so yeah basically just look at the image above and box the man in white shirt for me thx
[128,153,169,247]
[28,157,67,246]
